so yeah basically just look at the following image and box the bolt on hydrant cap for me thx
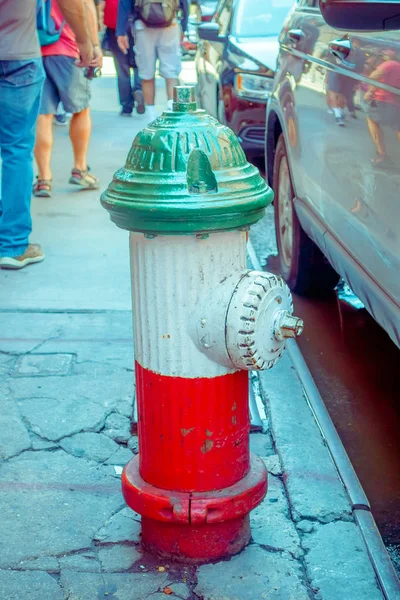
[101,85,274,235]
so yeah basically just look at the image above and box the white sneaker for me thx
[145,105,158,124]
[167,99,174,111]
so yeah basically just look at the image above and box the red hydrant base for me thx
[141,515,250,563]
[122,453,267,562]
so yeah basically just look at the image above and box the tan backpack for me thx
[135,0,179,28]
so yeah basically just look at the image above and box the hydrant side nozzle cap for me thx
[173,85,197,112]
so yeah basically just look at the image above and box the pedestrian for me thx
[365,51,400,166]
[33,0,102,199]
[102,0,144,116]
[117,0,188,122]
[0,0,94,270]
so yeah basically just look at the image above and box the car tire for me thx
[273,134,339,296]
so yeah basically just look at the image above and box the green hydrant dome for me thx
[101,86,273,235]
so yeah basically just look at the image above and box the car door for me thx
[197,0,234,117]
[321,30,400,314]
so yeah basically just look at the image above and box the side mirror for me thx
[198,22,226,43]
[319,0,400,31]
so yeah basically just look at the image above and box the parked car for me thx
[266,0,400,348]
[195,0,291,156]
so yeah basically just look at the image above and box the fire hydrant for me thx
[101,86,303,563]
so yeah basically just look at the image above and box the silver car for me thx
[266,0,400,348]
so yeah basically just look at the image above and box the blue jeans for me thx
[107,29,141,114]
[0,58,44,257]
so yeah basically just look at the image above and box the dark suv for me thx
[266,0,400,348]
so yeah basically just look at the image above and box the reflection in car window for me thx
[233,0,293,38]
[217,0,233,37]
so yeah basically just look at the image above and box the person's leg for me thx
[34,114,54,180]
[0,58,45,264]
[157,24,181,108]
[166,77,180,100]
[366,118,386,156]
[142,79,156,105]
[51,56,98,188]
[134,27,157,118]
[132,67,145,114]
[69,107,92,171]
[108,28,134,114]
[33,58,62,197]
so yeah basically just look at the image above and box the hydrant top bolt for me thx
[172,85,197,113]
[275,313,304,341]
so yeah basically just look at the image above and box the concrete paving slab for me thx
[0,451,122,567]
[258,355,352,523]
[94,507,141,545]
[0,414,31,459]
[58,552,101,573]
[303,521,384,600]
[0,570,63,600]
[59,432,120,462]
[60,570,169,600]
[98,544,142,572]
[13,353,74,376]
[16,395,107,441]
[194,544,309,600]
[250,474,303,558]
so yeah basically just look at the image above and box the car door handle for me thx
[287,28,305,46]
[329,38,352,61]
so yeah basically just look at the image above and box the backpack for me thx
[135,0,179,28]
[37,0,65,47]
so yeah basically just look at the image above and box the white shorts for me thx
[134,22,182,80]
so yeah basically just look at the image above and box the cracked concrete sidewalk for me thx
[0,61,387,599]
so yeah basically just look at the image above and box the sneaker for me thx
[0,244,45,270]
[120,110,132,117]
[134,90,145,115]
[335,117,345,127]
[350,111,357,119]
[54,112,68,126]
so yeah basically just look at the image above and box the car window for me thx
[216,0,234,36]
[233,0,293,38]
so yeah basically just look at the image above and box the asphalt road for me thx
[249,185,400,571]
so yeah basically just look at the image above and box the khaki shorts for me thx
[133,22,181,80]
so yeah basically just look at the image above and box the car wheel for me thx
[273,134,339,296]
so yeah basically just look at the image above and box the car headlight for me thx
[234,73,274,102]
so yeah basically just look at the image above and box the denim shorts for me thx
[40,55,91,115]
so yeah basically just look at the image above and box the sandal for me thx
[33,178,52,198]
[68,167,99,190]
[371,154,391,166]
